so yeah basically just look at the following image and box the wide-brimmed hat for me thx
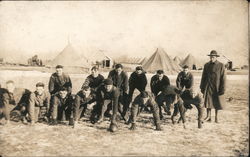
[208,50,220,57]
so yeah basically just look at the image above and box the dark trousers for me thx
[155,93,172,118]
[52,104,71,121]
[130,102,160,126]
[28,106,48,122]
[128,86,145,104]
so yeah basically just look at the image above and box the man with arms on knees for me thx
[128,66,147,105]
[200,50,226,123]
[50,87,74,125]
[174,89,204,128]
[28,82,50,125]
[49,65,72,95]
[151,70,171,116]
[129,91,162,131]
[108,64,129,122]
[73,86,96,124]
[176,65,194,92]
[1,80,31,124]
[95,79,120,132]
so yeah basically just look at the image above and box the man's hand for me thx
[129,123,137,130]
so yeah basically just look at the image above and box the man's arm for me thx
[48,76,55,94]
[219,64,226,95]
[176,73,182,89]
[200,64,207,94]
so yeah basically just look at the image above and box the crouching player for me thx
[173,89,204,128]
[129,91,162,131]
[28,82,50,125]
[50,87,74,125]
[73,86,96,126]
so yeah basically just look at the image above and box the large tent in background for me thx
[48,42,90,68]
[86,50,113,68]
[173,56,182,65]
[142,47,182,74]
[180,54,202,70]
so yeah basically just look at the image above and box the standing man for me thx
[2,80,31,124]
[50,87,74,125]
[28,82,50,125]
[128,66,147,104]
[49,65,72,95]
[200,50,226,123]
[108,64,129,122]
[129,91,162,131]
[150,70,170,96]
[151,70,171,116]
[176,65,194,92]
[95,79,120,132]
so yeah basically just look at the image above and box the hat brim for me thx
[207,54,220,57]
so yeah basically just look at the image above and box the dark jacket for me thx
[48,72,72,95]
[129,71,147,90]
[108,70,128,93]
[96,85,120,102]
[150,75,170,96]
[200,60,226,109]
[176,71,194,90]
[200,60,226,95]
[3,88,31,107]
[81,74,104,91]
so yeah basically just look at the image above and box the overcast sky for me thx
[0,1,248,66]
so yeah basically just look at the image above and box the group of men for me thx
[0,50,226,132]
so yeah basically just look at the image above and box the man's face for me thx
[105,85,113,92]
[157,73,164,80]
[136,70,142,75]
[210,56,217,63]
[6,82,15,93]
[82,89,91,97]
[59,90,68,99]
[36,86,44,95]
[91,69,98,77]
[190,90,197,99]
[56,68,63,76]
[183,68,189,75]
[142,97,149,104]
[115,68,123,74]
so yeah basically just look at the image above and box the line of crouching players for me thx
[0,64,203,132]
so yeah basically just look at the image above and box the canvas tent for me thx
[142,47,182,74]
[48,42,89,68]
[180,54,202,70]
[173,56,182,65]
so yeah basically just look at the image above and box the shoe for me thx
[109,123,118,132]
[129,123,137,130]
[50,119,58,125]
[155,123,162,131]
[96,118,104,124]
[22,117,28,125]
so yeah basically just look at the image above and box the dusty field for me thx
[0,70,249,156]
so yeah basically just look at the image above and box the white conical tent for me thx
[173,56,182,65]
[142,47,182,74]
[49,42,90,68]
[180,54,202,70]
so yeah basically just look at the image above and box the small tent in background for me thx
[173,56,182,65]
[142,47,182,74]
[86,49,113,68]
[48,42,90,71]
[180,54,202,70]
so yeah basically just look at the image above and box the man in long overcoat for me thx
[200,50,226,123]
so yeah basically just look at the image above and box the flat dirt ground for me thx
[0,70,248,156]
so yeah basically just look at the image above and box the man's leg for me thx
[177,100,187,128]
[129,103,140,130]
[120,93,130,122]
[149,103,162,131]
[171,103,179,124]
[215,109,219,123]
[204,108,211,122]
[194,103,204,128]
[97,100,111,123]
[155,94,165,120]
[3,104,16,124]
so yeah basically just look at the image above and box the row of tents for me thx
[46,42,205,74]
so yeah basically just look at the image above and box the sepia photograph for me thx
[0,0,249,156]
